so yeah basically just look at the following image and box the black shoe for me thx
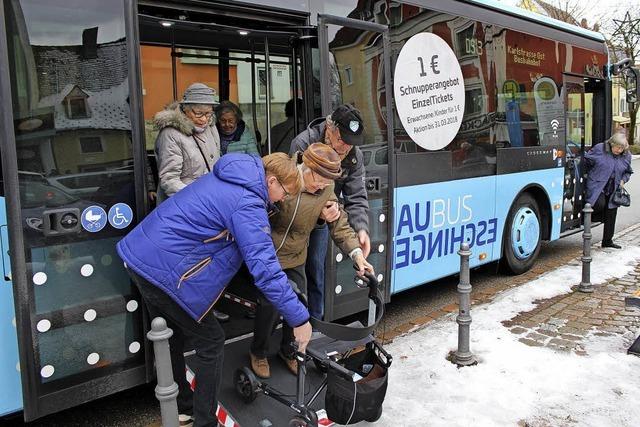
[602,241,622,249]
[213,309,230,322]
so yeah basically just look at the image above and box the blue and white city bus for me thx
[1,0,637,424]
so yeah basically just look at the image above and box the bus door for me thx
[1,0,147,420]
[562,74,588,231]
[317,15,394,320]
[137,3,311,338]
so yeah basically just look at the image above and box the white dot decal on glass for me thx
[37,319,51,333]
[335,253,343,263]
[16,362,20,372]
[579,195,582,201]
[578,213,581,218]
[129,341,141,354]
[572,179,576,184]
[80,264,94,277]
[378,244,385,253]
[377,274,384,283]
[40,365,55,378]
[101,254,113,266]
[87,353,100,365]
[379,214,386,223]
[563,216,567,221]
[570,214,574,220]
[335,285,343,295]
[580,178,583,183]
[33,272,47,286]
[126,300,139,313]
[84,309,97,322]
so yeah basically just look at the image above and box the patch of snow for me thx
[354,247,640,427]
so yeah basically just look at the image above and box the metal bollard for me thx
[147,317,180,427]
[578,203,594,293]
[453,243,477,367]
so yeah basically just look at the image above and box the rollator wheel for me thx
[288,416,310,427]
[366,405,383,422]
[234,367,259,403]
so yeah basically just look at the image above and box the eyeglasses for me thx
[191,110,214,119]
[276,178,291,200]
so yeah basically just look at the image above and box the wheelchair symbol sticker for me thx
[108,203,133,229]
[81,206,108,233]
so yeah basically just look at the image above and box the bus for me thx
[1,0,638,424]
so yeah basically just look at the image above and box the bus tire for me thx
[503,193,541,274]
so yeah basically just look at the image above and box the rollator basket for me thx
[325,340,389,424]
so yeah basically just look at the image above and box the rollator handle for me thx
[354,269,379,299]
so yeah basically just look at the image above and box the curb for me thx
[375,222,640,344]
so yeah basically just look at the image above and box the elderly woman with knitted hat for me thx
[154,82,221,203]
[249,143,374,379]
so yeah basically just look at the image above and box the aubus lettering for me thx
[396,237,410,268]
[432,199,446,228]
[394,194,498,269]
[411,235,426,264]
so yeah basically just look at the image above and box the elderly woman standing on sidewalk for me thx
[584,130,634,249]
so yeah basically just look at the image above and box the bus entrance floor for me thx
[186,329,333,427]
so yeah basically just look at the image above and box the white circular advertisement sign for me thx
[393,33,465,151]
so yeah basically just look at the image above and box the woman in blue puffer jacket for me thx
[584,131,633,249]
[117,153,311,427]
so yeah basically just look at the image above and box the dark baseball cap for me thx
[331,104,365,146]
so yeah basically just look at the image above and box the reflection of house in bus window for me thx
[63,86,91,119]
[455,23,481,59]
[79,136,104,154]
[464,87,484,116]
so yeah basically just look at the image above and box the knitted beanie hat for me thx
[302,142,342,180]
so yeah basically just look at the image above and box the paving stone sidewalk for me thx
[502,223,640,355]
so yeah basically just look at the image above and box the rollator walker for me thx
[234,271,392,427]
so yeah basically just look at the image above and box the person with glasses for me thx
[215,100,260,155]
[249,143,374,378]
[118,152,312,427]
[154,83,230,394]
[289,104,371,321]
[154,82,221,203]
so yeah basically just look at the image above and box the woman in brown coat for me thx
[249,143,374,378]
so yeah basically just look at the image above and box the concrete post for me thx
[578,203,594,293]
[454,243,476,367]
[147,317,179,427]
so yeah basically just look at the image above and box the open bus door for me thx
[561,74,608,233]
[0,0,148,420]
[316,15,394,321]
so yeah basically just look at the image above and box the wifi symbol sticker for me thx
[551,119,560,137]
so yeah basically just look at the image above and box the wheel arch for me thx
[501,184,552,257]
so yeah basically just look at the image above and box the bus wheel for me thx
[503,193,541,274]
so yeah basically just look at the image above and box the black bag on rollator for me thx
[325,341,390,424]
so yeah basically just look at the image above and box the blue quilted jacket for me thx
[116,154,309,327]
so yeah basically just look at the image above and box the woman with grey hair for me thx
[214,100,259,155]
[154,82,221,203]
[584,130,633,248]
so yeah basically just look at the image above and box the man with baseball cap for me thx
[289,104,370,320]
